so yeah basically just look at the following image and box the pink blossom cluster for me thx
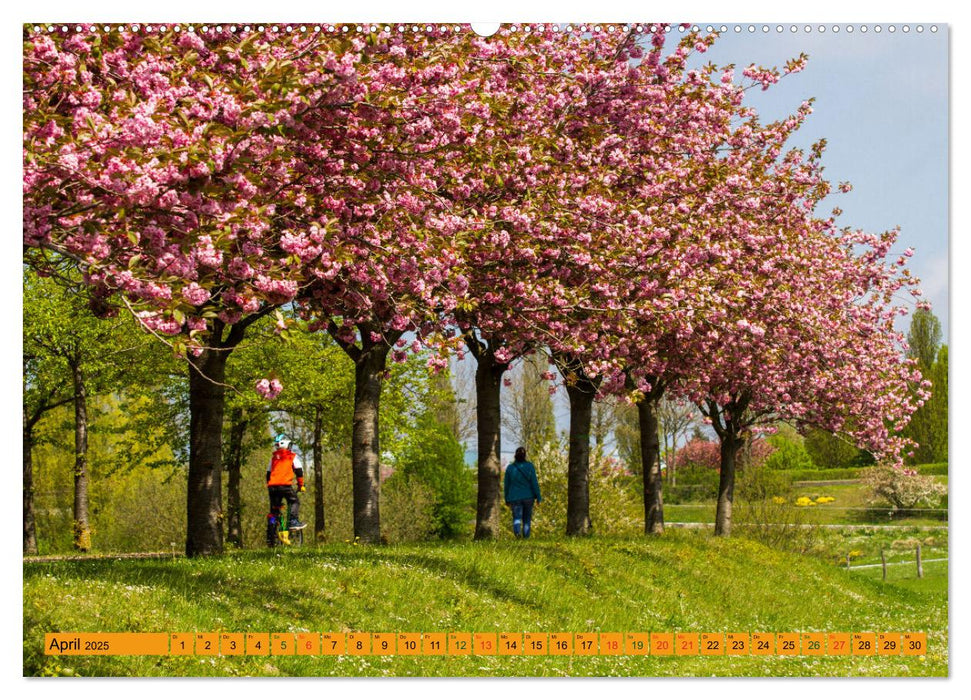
[255,378,283,400]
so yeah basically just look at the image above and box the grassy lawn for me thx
[666,477,947,527]
[24,531,947,677]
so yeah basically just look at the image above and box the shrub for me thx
[395,414,475,539]
[534,443,642,536]
[787,467,861,482]
[861,465,947,511]
[734,465,819,554]
[666,463,722,503]
[380,472,438,543]
[762,432,814,471]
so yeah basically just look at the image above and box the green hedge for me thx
[785,463,947,482]
[788,467,861,482]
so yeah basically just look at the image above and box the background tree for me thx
[502,353,558,454]
[24,269,150,551]
[802,428,860,470]
[903,309,948,464]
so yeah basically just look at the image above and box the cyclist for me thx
[267,433,307,533]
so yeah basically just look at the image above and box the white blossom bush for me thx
[862,465,947,510]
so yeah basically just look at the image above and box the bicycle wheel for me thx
[266,515,279,548]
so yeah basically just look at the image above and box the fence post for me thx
[881,548,887,581]
[916,544,923,578]
[846,553,851,571]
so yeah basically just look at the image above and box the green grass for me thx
[666,478,947,527]
[24,531,947,677]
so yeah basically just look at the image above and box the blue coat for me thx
[503,460,542,504]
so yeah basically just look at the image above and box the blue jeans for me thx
[509,499,535,538]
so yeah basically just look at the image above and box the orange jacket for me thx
[267,448,299,487]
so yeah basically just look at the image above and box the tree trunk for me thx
[714,432,743,537]
[637,398,664,535]
[473,347,507,540]
[225,407,246,549]
[23,411,38,556]
[71,362,91,552]
[313,404,325,542]
[565,383,595,536]
[351,344,390,543]
[187,349,230,557]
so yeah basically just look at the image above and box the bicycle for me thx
[266,497,304,548]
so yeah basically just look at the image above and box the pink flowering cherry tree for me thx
[23,25,471,553]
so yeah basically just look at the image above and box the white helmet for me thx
[274,433,292,450]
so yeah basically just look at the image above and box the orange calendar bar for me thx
[801,632,825,656]
[902,633,927,656]
[220,633,244,656]
[246,633,270,655]
[348,632,371,655]
[296,632,320,656]
[397,633,421,656]
[675,632,698,656]
[448,632,472,655]
[524,633,548,656]
[44,633,169,656]
[272,633,295,655]
[549,633,572,656]
[853,633,876,656]
[40,630,927,657]
[575,633,598,656]
[422,633,446,655]
[827,633,851,655]
[726,633,748,655]
[600,633,623,656]
[651,632,674,656]
[751,633,774,656]
[777,633,799,656]
[499,633,522,655]
[321,633,346,655]
[473,633,497,655]
[878,633,901,655]
[625,633,649,656]
[196,632,218,656]
[373,633,395,655]
[170,633,193,655]
[701,632,724,656]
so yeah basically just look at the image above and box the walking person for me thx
[503,446,542,538]
[266,433,307,543]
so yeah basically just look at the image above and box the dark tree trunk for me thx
[553,350,602,538]
[715,433,743,537]
[71,362,91,552]
[350,343,391,543]
[187,348,231,557]
[225,407,247,549]
[564,383,594,536]
[637,397,664,535]
[471,343,508,540]
[23,411,38,556]
[313,404,325,542]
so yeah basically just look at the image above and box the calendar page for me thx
[21,11,949,682]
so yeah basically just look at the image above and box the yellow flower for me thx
[771,496,787,505]
[795,496,816,507]
[815,496,835,504]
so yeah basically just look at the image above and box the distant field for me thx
[24,532,947,677]
[665,476,947,527]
